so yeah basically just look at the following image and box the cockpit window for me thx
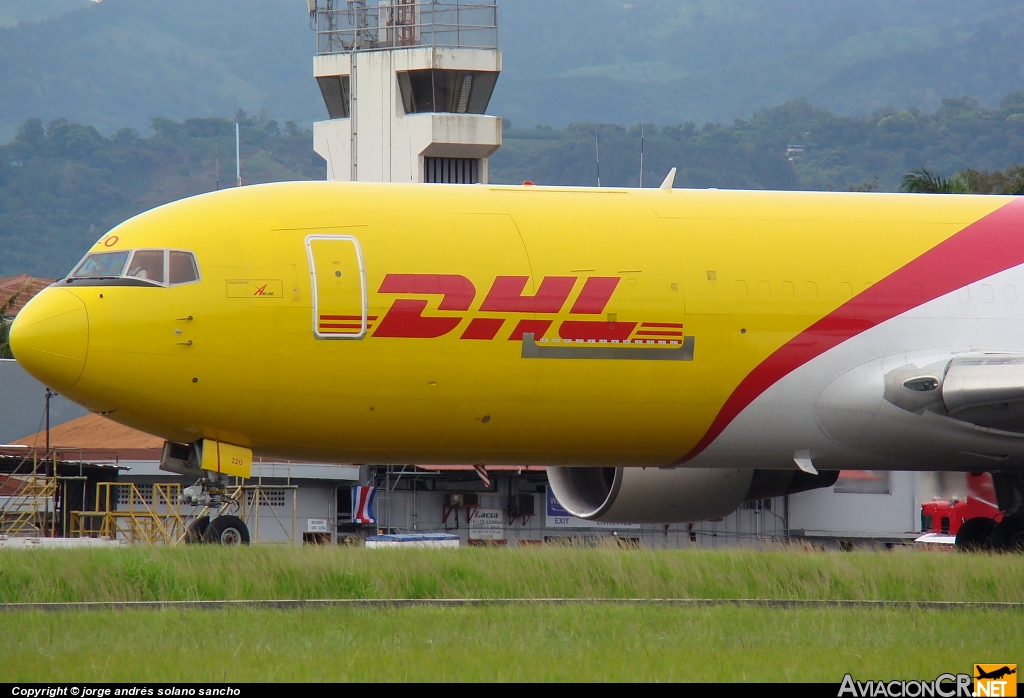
[66,249,200,287]
[169,251,200,285]
[126,250,165,284]
[72,251,130,279]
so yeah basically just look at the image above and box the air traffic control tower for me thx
[308,1,502,184]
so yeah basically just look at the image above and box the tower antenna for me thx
[638,102,647,187]
[235,122,242,187]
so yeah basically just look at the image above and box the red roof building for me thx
[0,275,55,318]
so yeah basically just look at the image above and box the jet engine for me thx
[547,466,839,524]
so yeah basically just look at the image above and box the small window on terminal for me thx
[169,251,200,285]
[126,250,165,284]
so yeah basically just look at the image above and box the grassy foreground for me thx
[1,545,1023,603]
[0,605,1016,682]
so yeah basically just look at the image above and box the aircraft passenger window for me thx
[1006,285,1018,304]
[805,281,818,301]
[982,284,995,303]
[72,251,130,278]
[958,287,971,303]
[126,250,165,284]
[782,281,795,299]
[169,251,200,285]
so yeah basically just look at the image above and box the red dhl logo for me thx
[318,275,684,344]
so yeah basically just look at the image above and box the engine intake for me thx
[547,466,839,524]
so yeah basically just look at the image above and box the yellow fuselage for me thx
[11,182,1022,467]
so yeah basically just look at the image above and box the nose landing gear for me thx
[161,440,254,546]
[181,473,250,546]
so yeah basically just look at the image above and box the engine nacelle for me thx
[547,466,839,524]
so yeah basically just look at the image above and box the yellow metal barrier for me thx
[0,475,57,538]
[70,482,298,545]
[71,483,188,545]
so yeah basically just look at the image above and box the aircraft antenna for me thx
[660,168,677,190]
[595,125,601,187]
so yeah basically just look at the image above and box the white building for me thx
[310,1,502,184]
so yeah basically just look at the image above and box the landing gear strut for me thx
[182,473,250,546]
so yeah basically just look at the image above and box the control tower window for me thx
[318,76,351,119]
[126,250,165,284]
[398,70,498,115]
[425,157,480,184]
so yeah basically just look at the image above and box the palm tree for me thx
[900,168,970,194]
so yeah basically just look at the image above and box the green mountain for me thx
[2,1,1024,141]
[496,93,1024,191]
[497,0,1024,129]
[0,0,320,142]
[0,114,323,278]
[6,92,1024,279]
[0,0,91,28]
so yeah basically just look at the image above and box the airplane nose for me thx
[9,288,90,390]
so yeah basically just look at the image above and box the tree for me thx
[904,165,1024,194]
[900,168,970,194]
[961,166,1024,195]
[0,318,10,360]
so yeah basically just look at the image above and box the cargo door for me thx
[307,235,367,339]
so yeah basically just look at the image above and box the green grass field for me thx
[1,546,1020,682]
[1,545,1024,603]
[1,605,1017,682]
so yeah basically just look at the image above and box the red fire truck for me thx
[920,474,1001,550]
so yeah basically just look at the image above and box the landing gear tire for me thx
[955,517,996,552]
[202,515,250,546]
[185,516,210,544]
[991,515,1024,553]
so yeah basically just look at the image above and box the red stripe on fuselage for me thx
[678,197,1024,464]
